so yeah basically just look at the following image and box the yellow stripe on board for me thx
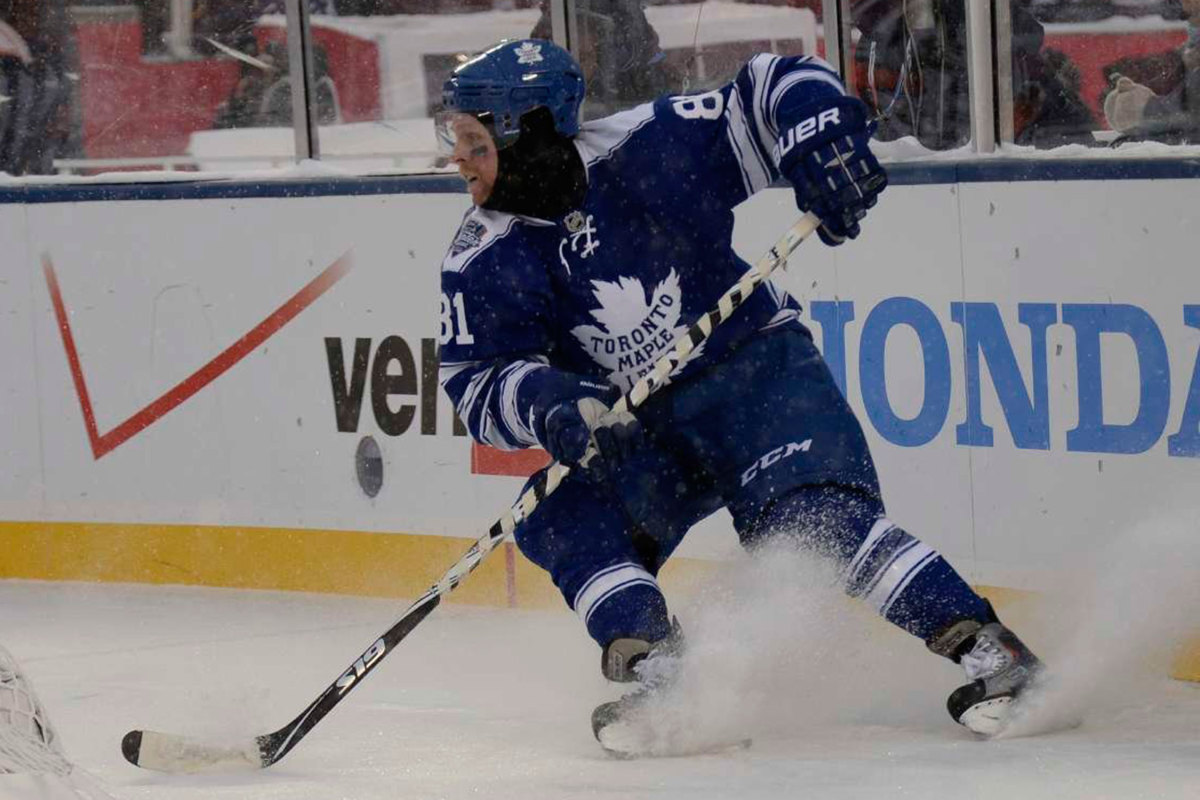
[1,520,1197,681]
[0,520,712,612]
[1172,636,1200,682]
[0,521,523,607]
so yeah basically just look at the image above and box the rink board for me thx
[0,519,713,612]
[0,167,1198,680]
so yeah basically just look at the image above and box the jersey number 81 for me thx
[440,292,475,346]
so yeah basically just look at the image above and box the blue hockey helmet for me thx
[439,39,586,150]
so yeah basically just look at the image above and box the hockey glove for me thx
[775,96,888,247]
[531,372,643,475]
[543,397,643,474]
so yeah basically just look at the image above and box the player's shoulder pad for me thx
[442,207,524,275]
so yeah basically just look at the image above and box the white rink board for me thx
[733,180,1200,586]
[13,192,508,540]
[2,179,1198,589]
[0,207,41,516]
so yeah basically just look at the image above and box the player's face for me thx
[446,114,499,205]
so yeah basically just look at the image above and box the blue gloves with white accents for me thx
[775,96,888,247]
[531,371,643,477]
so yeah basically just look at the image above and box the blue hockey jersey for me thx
[439,54,846,451]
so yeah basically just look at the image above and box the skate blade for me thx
[960,696,1083,740]
[993,692,1085,740]
[598,722,751,759]
[959,697,1015,737]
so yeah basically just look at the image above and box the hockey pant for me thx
[513,327,989,648]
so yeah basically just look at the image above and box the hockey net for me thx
[0,645,72,777]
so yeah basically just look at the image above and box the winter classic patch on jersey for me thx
[570,269,703,391]
[443,210,519,274]
[450,218,487,257]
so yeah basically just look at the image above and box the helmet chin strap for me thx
[482,111,587,221]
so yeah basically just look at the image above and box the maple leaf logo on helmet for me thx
[514,41,543,65]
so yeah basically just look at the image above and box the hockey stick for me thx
[121,212,821,773]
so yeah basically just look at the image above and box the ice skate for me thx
[929,606,1044,737]
[590,623,751,758]
[591,624,684,757]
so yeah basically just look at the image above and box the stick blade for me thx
[121,729,265,773]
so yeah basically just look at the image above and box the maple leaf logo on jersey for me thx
[570,269,703,391]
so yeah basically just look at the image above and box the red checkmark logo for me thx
[44,251,354,460]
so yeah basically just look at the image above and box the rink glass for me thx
[11,1,306,177]
[3,0,1199,180]
[997,0,1198,148]
[847,0,1199,153]
[565,0,819,119]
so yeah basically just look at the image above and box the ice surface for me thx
[1,532,1198,800]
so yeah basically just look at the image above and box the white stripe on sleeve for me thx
[767,69,846,136]
[456,364,496,426]
[724,86,772,195]
[499,361,548,446]
[746,54,782,164]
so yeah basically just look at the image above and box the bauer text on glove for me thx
[774,96,887,247]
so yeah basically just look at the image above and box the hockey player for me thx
[435,39,1043,751]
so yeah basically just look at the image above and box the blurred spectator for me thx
[333,1,537,11]
[135,0,170,56]
[195,0,341,130]
[134,1,331,58]
[531,0,684,117]
[195,0,335,56]
[212,37,341,128]
[855,0,1094,149]
[195,0,261,54]
[0,0,75,175]
[1004,9,1097,146]
[1013,47,1097,146]
[1022,0,1178,22]
[1102,0,1200,140]
[1028,0,1121,22]
[853,0,972,149]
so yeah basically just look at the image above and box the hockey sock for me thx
[844,518,991,642]
[744,485,990,644]
[573,562,673,648]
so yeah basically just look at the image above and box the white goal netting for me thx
[0,645,72,778]
[0,645,118,799]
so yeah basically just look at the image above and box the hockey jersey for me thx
[439,54,845,451]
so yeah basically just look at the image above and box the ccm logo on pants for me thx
[741,439,813,486]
